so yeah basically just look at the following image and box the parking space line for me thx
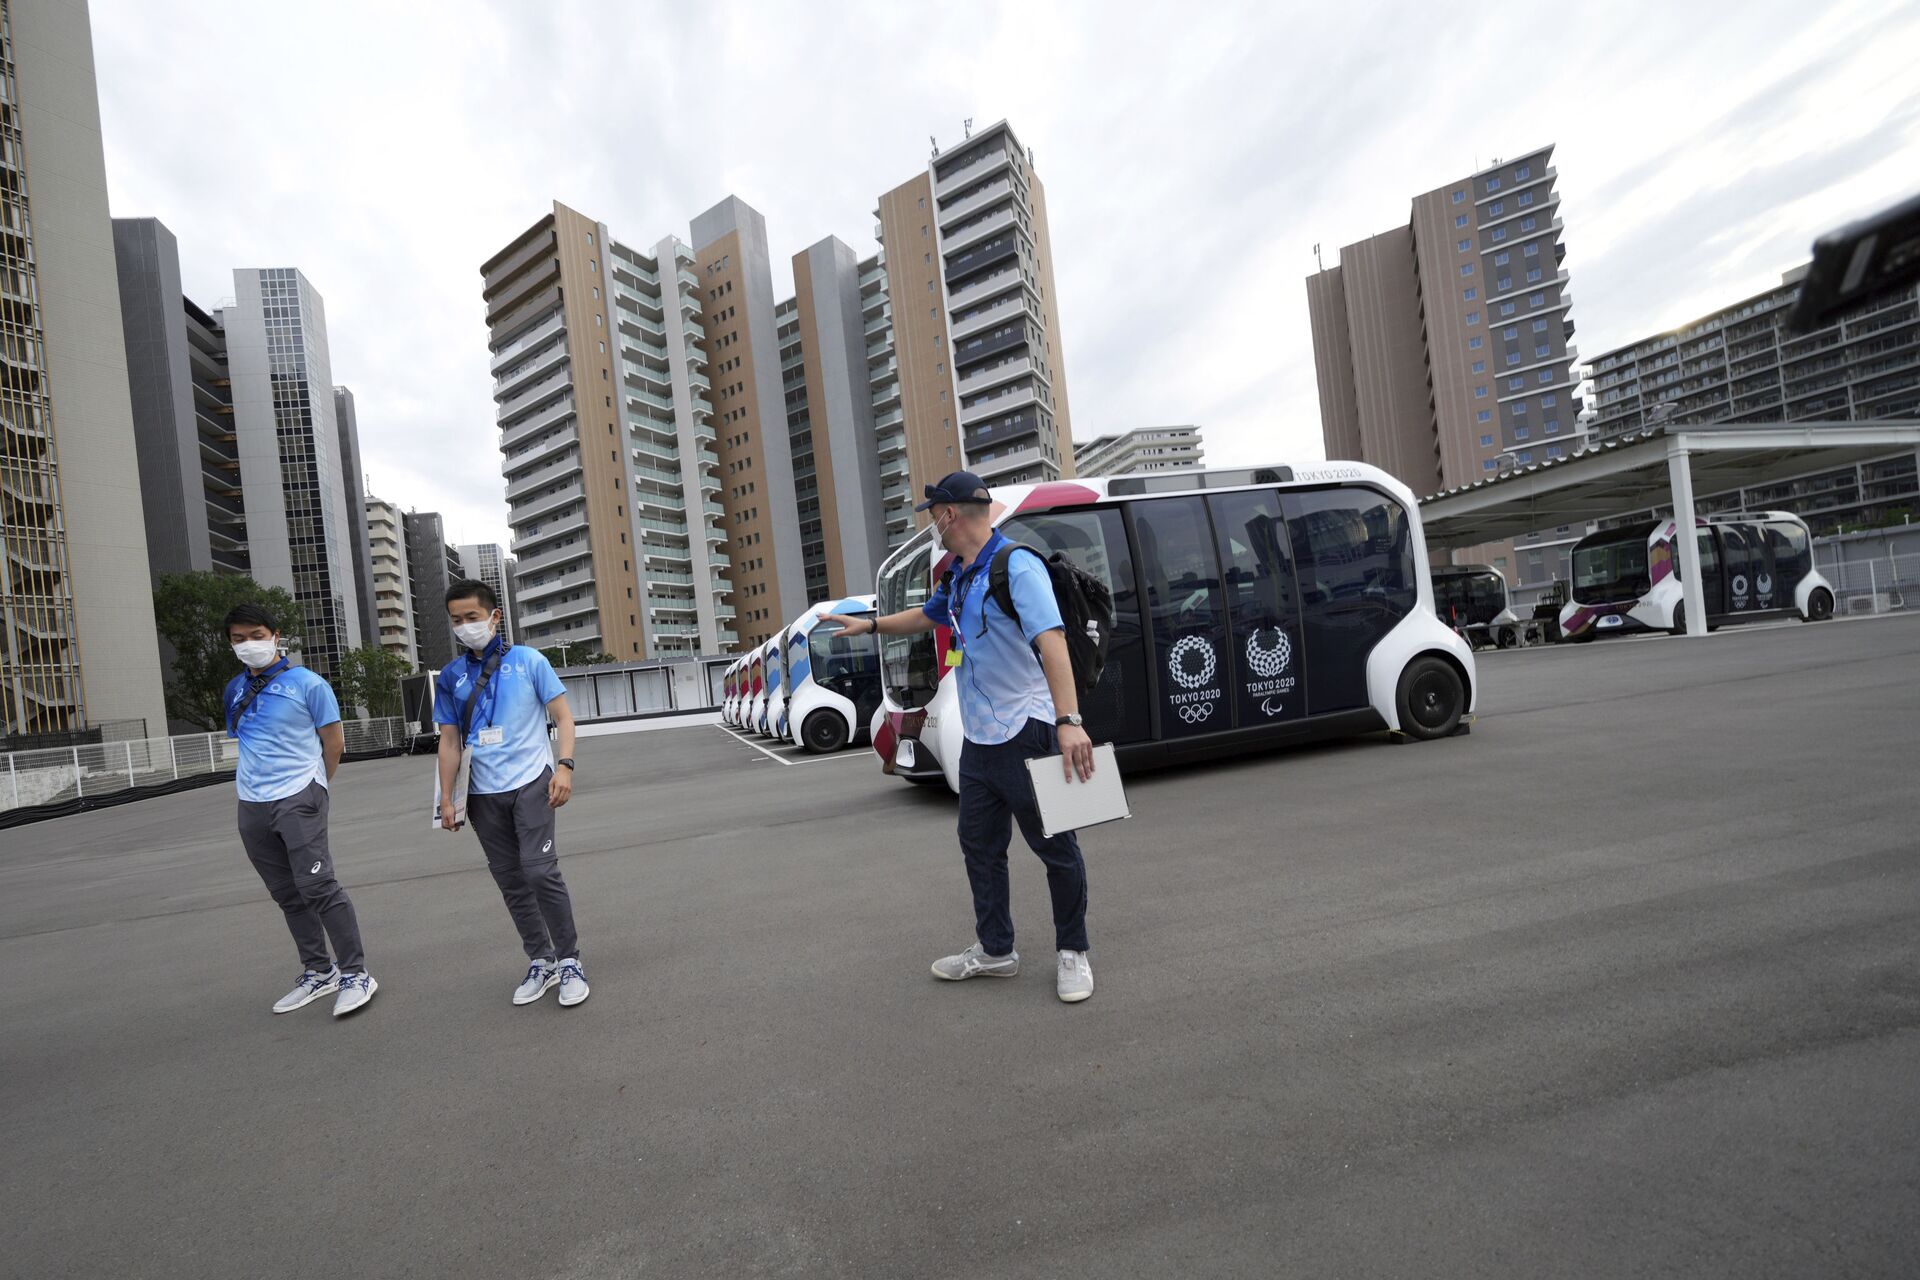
[716,725,796,765]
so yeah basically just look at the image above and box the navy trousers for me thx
[956,718,1089,955]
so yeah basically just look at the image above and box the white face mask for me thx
[930,511,951,552]
[233,639,279,669]
[453,618,496,651]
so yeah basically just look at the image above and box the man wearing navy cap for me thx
[822,471,1097,1003]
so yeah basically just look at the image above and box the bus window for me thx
[877,530,939,709]
[1284,488,1415,714]
[999,507,1149,746]
[1130,495,1228,737]
[1722,522,1757,611]
[1765,520,1811,595]
[1209,487,1305,725]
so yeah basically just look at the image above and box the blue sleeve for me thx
[432,668,460,726]
[223,675,244,738]
[528,650,566,704]
[923,578,953,627]
[1008,550,1064,644]
[305,674,342,729]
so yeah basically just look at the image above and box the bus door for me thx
[1283,488,1417,714]
[1208,487,1306,725]
[1686,528,1725,614]
[998,505,1149,746]
[812,626,883,736]
[1127,496,1227,737]
[1721,522,1760,614]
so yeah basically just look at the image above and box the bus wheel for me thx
[1670,603,1687,637]
[1396,656,1464,740]
[802,710,849,754]
[1806,587,1834,621]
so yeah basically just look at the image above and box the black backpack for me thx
[976,543,1115,696]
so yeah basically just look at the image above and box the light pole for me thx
[555,638,573,668]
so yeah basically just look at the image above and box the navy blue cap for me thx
[914,470,993,511]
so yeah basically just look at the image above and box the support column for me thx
[1667,439,1708,638]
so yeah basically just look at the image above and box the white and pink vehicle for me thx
[871,463,1479,792]
[1559,510,1834,641]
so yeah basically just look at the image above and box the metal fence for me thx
[0,717,407,814]
[1821,552,1918,616]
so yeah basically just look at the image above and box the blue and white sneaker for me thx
[557,957,589,1007]
[272,966,340,1014]
[332,971,378,1017]
[513,958,558,1006]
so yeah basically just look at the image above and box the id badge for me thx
[475,727,506,747]
[945,647,964,668]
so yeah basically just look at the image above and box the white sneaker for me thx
[931,942,1020,981]
[557,956,589,1007]
[332,972,378,1017]
[1056,950,1093,1003]
[512,958,559,1006]
[272,966,340,1014]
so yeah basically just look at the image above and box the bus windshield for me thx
[809,626,880,682]
[1432,569,1507,625]
[877,529,939,709]
[1572,537,1651,603]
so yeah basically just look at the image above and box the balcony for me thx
[940,205,1017,258]
[972,445,1050,481]
[961,381,1038,425]
[519,592,598,630]
[866,331,895,360]
[874,408,904,431]
[872,378,902,410]
[636,490,686,516]
[964,407,1043,454]
[633,461,682,488]
[630,436,679,467]
[504,422,575,475]
[627,386,676,415]
[945,231,1019,284]
[517,565,596,605]
[489,311,563,369]
[957,355,1032,398]
[501,397,576,449]
[643,543,693,564]
[504,453,581,501]
[934,145,1010,197]
[510,480,587,527]
[509,537,590,575]
[950,291,1033,342]
[939,178,1015,233]
[947,267,1023,316]
[493,335,567,398]
[496,369,573,424]
[864,309,891,336]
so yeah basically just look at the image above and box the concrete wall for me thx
[14,0,166,732]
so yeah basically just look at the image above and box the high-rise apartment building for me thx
[1586,267,1920,533]
[332,387,377,649]
[877,120,1076,491]
[456,542,517,641]
[365,495,415,662]
[482,202,736,660]
[222,267,364,681]
[402,509,458,669]
[1308,146,1580,592]
[1075,425,1206,477]
[1,0,165,738]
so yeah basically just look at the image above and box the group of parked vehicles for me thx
[720,595,882,754]
[715,466,1836,791]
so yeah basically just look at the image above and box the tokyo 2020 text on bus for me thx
[870,463,1478,792]
[1560,510,1834,641]
[782,594,879,752]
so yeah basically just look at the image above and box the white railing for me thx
[1,718,408,814]
[1820,551,1918,617]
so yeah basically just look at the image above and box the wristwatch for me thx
[557,757,576,771]
[1055,713,1084,727]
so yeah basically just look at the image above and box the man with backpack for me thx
[821,471,1097,1003]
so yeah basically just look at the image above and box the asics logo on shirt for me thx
[310,860,323,874]
[541,839,553,854]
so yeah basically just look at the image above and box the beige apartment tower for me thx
[1,0,165,737]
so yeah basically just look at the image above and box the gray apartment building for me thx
[366,495,415,662]
[332,387,377,649]
[1308,145,1583,594]
[1587,267,1920,532]
[403,509,459,669]
[456,541,517,641]
[0,0,166,740]
[1075,426,1205,477]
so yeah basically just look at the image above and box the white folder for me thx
[431,746,471,830]
[1025,743,1129,838]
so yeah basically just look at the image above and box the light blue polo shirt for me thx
[434,640,567,795]
[923,531,1065,745]
[224,661,341,803]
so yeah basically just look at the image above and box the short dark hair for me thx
[446,578,498,611]
[222,602,278,634]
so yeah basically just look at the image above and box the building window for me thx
[1483,459,1498,472]
[1518,191,1535,208]
[1529,292,1545,306]
[1466,311,1480,325]
[1515,164,1531,180]
[1463,287,1478,301]
[1521,216,1537,231]
[1537,370,1554,384]
[1541,393,1558,407]
[1515,425,1530,440]
[1517,450,1533,463]
[1460,264,1474,277]
[1525,243,1540,258]
[1455,214,1468,228]
[1489,201,1504,216]
[1492,227,1509,242]
[1457,238,1471,252]
[1487,177,1502,193]
[1452,190,1466,204]
[1472,360,1485,373]
[1503,326,1519,340]
[1506,353,1521,366]
[1547,443,1564,458]
[1508,376,1525,390]
[1535,343,1551,357]
[1533,318,1549,332]
[1479,427,1493,439]
[1475,386,1488,399]
[1544,418,1561,432]
[1494,251,1510,266]
[1469,336,1484,349]
[1527,268,1543,284]
[1499,302,1516,316]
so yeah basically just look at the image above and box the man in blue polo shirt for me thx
[224,603,376,1018]
[821,471,1098,1003]
[435,578,589,1008]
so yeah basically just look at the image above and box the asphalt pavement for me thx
[3,614,1917,1278]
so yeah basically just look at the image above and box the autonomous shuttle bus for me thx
[871,464,1478,792]
[764,627,792,739]
[750,635,781,735]
[722,660,740,726]
[1560,510,1834,641]
[783,594,879,752]
[1431,564,1523,648]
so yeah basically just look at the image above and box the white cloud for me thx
[92,0,1920,552]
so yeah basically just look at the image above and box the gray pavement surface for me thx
[4,614,1918,1278]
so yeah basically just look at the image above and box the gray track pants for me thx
[467,768,579,963]
[238,780,366,974]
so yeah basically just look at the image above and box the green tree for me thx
[538,646,617,668]
[153,572,307,730]
[336,645,416,718]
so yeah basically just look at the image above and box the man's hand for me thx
[548,765,574,808]
[1058,722,1095,782]
[818,613,869,637]
[440,810,462,832]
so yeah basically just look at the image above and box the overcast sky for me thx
[94,0,1920,550]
